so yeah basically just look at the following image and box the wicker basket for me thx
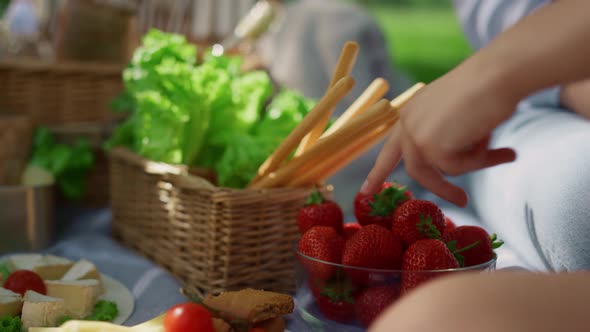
[0,59,123,125]
[109,148,327,295]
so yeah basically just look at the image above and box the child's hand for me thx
[362,62,518,206]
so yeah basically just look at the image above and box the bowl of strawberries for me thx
[294,182,502,331]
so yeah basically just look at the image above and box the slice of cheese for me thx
[0,296,22,318]
[8,254,73,280]
[0,287,21,298]
[8,253,43,271]
[22,290,66,329]
[61,259,104,294]
[0,287,22,317]
[29,321,132,332]
[45,279,100,319]
[28,314,166,332]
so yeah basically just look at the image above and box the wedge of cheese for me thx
[45,279,100,319]
[61,259,104,294]
[8,254,73,280]
[22,290,66,329]
[0,287,22,317]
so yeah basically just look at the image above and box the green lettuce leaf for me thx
[29,128,94,199]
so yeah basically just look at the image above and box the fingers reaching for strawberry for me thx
[295,182,503,328]
[354,181,413,229]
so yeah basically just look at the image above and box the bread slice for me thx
[61,259,104,294]
[8,254,73,280]
[21,290,66,329]
[45,279,100,319]
[203,289,294,323]
[0,287,22,317]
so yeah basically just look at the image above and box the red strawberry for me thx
[392,200,445,247]
[401,239,459,294]
[354,182,413,229]
[342,225,403,284]
[355,285,400,327]
[310,278,356,323]
[343,223,361,240]
[444,216,457,234]
[298,227,345,280]
[297,190,344,235]
[444,226,503,267]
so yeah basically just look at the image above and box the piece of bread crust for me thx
[212,317,233,332]
[253,317,286,332]
[203,289,294,323]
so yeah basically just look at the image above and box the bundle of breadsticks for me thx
[248,41,425,189]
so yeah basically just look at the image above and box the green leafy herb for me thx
[55,301,118,326]
[0,262,11,285]
[0,315,23,332]
[86,300,119,322]
[57,316,74,325]
[28,127,94,200]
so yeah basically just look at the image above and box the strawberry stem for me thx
[491,233,504,249]
[369,185,409,217]
[454,240,481,254]
[445,240,467,267]
[316,276,355,304]
[416,215,441,239]
[305,188,325,206]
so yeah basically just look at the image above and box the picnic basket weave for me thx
[0,59,123,125]
[109,148,327,294]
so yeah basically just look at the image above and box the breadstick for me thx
[289,117,398,186]
[327,41,360,88]
[322,77,389,137]
[293,83,426,186]
[390,82,425,108]
[248,76,355,186]
[251,99,393,189]
[294,41,359,157]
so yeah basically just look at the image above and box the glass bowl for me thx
[294,247,496,331]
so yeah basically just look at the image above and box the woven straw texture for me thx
[0,59,123,125]
[110,148,325,294]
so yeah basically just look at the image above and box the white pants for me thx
[466,89,590,271]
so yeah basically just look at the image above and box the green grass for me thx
[368,5,473,83]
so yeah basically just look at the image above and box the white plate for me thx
[99,273,135,325]
[0,257,135,325]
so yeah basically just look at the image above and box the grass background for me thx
[363,1,473,83]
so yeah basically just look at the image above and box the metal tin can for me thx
[0,184,55,253]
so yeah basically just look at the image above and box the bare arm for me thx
[362,0,590,205]
[473,0,590,102]
[370,272,590,332]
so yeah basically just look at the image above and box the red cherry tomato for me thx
[3,270,46,296]
[164,303,214,332]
